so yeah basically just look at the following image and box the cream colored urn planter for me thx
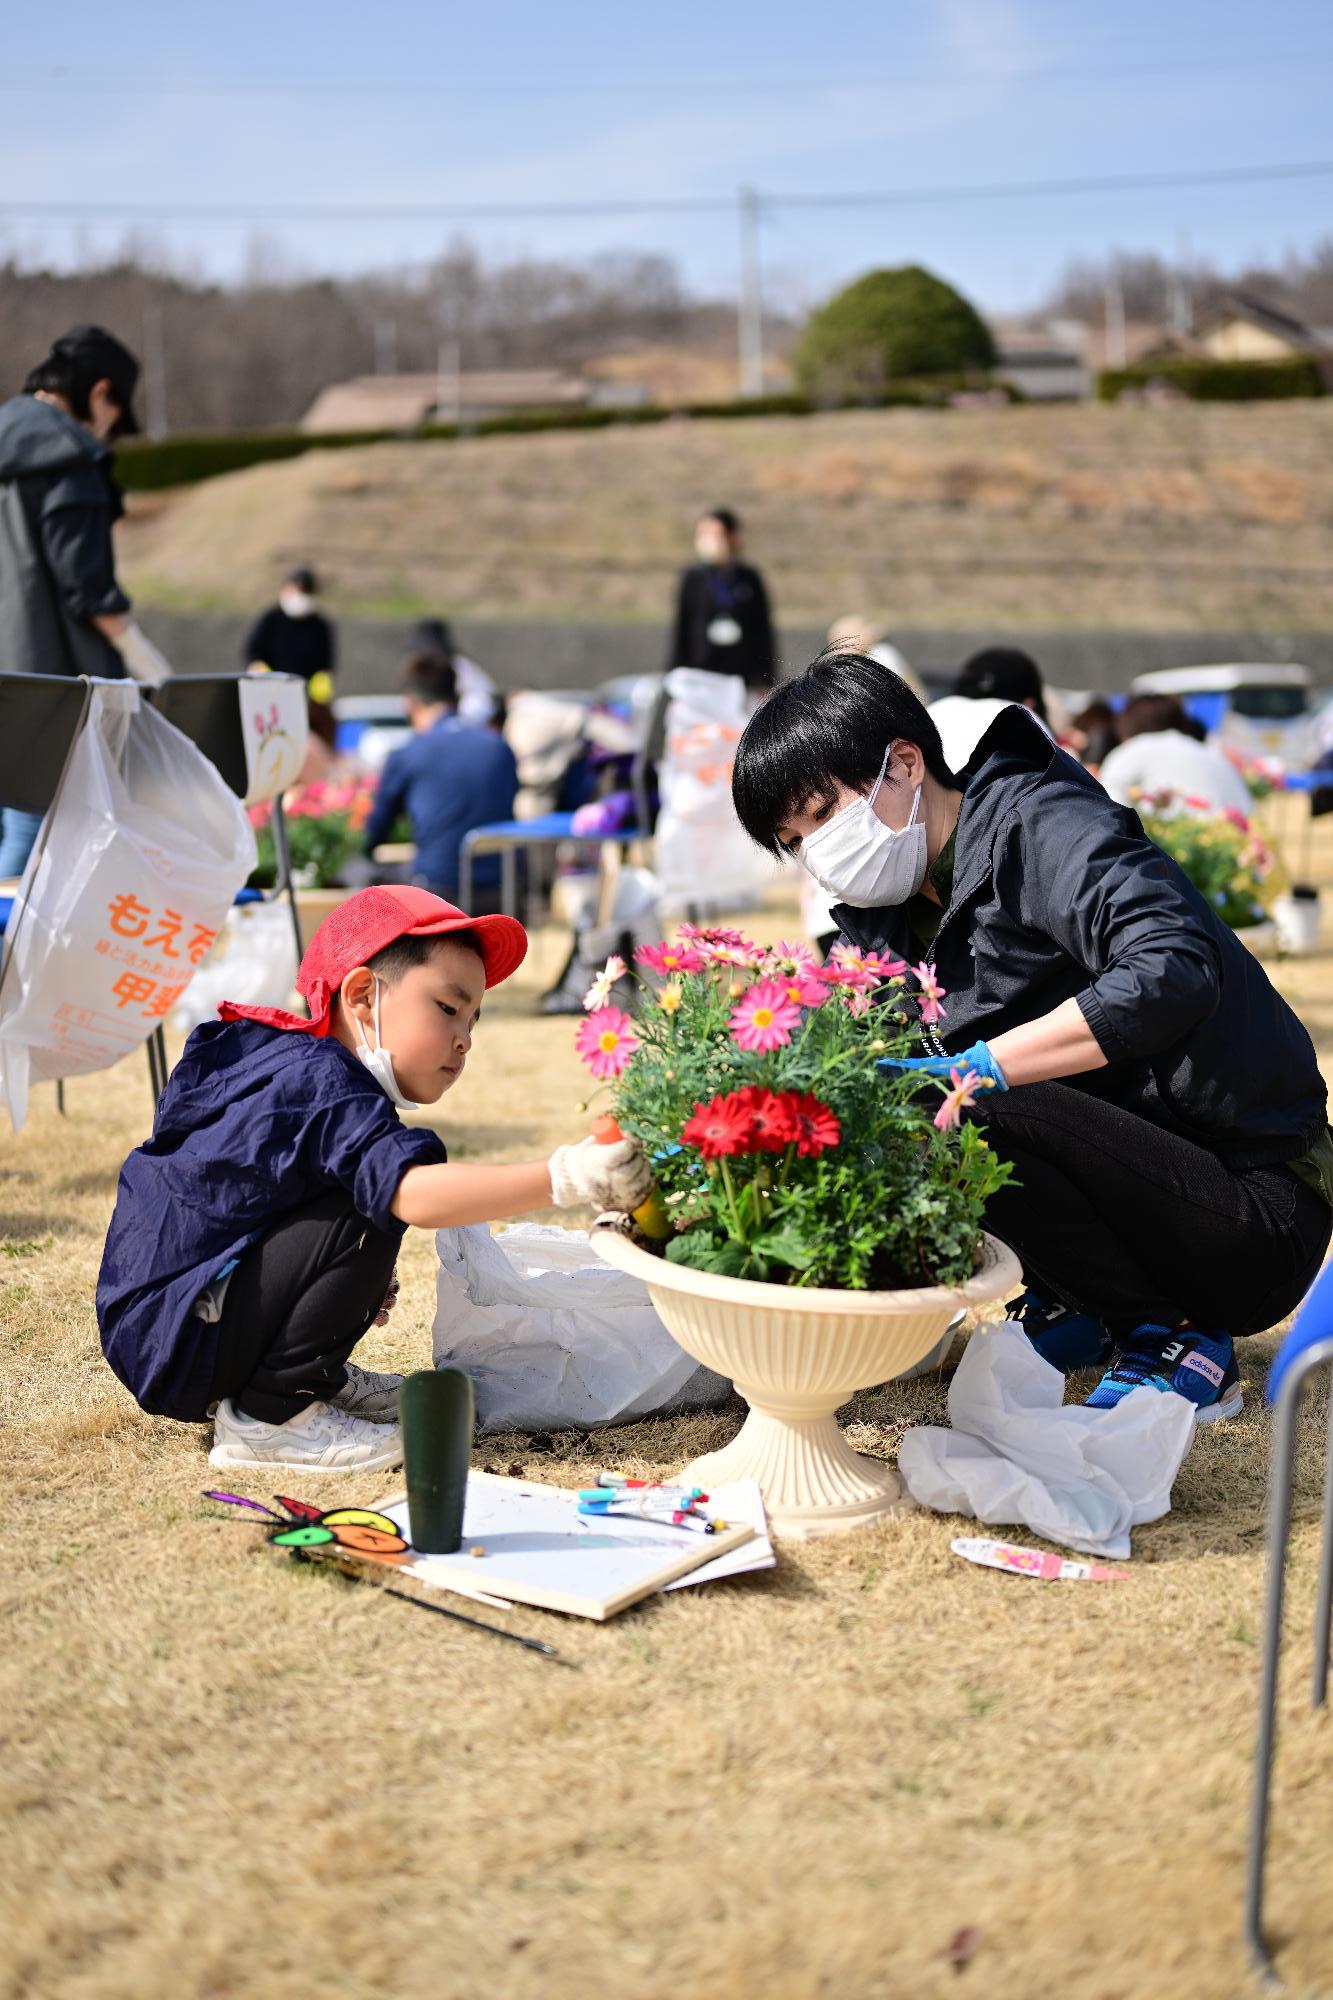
[592,1229,1022,1540]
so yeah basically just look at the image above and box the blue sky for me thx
[3,0,1331,315]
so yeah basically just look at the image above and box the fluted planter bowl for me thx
[592,1229,1022,1539]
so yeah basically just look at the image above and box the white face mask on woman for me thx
[796,746,929,907]
[353,978,416,1109]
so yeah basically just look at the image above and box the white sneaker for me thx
[330,1362,405,1424]
[208,1398,403,1473]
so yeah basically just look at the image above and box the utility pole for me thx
[142,300,168,438]
[436,336,461,426]
[1169,226,1193,337]
[375,317,398,376]
[737,186,765,399]
[1103,276,1126,371]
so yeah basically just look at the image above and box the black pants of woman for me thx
[207,1190,399,1423]
[977,1083,1331,1341]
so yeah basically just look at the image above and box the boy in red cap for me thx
[96,887,649,1473]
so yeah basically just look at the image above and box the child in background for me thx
[96,886,649,1474]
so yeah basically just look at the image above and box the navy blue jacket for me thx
[363,714,518,898]
[834,708,1327,1170]
[97,1019,446,1420]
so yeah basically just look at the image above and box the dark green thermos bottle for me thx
[399,1368,474,1554]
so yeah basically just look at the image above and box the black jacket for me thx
[669,561,774,686]
[834,707,1327,1170]
[242,605,335,683]
[0,395,128,677]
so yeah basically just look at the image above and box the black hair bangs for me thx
[731,650,952,854]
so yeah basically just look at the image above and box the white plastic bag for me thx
[0,681,258,1130]
[653,669,778,914]
[896,1325,1196,1559]
[170,899,299,1035]
[434,1222,730,1432]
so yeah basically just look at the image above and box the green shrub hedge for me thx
[1096,357,1325,403]
[113,378,1015,493]
[794,266,996,400]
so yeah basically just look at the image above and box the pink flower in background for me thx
[729,977,802,1053]
[677,922,748,951]
[575,1006,639,1080]
[582,955,627,1012]
[913,961,948,1027]
[635,940,708,977]
[1222,805,1251,833]
[776,969,830,1009]
[933,1067,984,1132]
[765,939,818,972]
[826,941,907,989]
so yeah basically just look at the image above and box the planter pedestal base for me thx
[684,1403,910,1540]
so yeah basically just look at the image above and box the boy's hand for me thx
[548,1136,652,1213]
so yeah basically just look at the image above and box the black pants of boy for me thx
[208,1190,399,1424]
[976,1082,1331,1342]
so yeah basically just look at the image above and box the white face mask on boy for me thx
[796,746,929,908]
[353,978,416,1110]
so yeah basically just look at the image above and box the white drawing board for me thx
[377,1471,754,1620]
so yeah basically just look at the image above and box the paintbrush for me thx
[289,1543,576,1666]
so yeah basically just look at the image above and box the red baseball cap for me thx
[219,885,528,1036]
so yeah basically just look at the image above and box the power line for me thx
[3,48,1333,97]
[4,159,1333,227]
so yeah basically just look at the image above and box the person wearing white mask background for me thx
[730,648,1331,1432]
[243,564,336,693]
[667,505,776,689]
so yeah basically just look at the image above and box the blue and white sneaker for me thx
[1085,1327,1243,1425]
[1011,1288,1112,1374]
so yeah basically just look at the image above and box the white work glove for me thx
[114,620,173,686]
[548,1136,652,1213]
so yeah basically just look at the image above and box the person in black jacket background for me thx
[732,649,1332,1426]
[667,507,775,688]
[244,566,336,688]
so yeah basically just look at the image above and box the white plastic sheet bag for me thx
[0,682,258,1131]
[653,669,778,914]
[896,1325,1196,1560]
[171,900,299,1035]
[434,1222,730,1433]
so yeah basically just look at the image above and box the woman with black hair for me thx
[731,650,1332,1424]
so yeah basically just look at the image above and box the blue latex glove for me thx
[876,1039,1009,1092]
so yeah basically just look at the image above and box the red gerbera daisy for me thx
[681,1091,757,1159]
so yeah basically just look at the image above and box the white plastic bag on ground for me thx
[896,1325,1195,1559]
[171,900,299,1035]
[433,1222,730,1433]
[0,681,257,1131]
[653,669,778,914]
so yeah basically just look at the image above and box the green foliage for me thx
[1096,357,1324,403]
[793,265,997,400]
[1136,799,1278,932]
[606,946,1012,1291]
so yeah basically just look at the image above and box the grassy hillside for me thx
[117,401,1333,632]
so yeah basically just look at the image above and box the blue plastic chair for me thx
[1245,1262,1333,1984]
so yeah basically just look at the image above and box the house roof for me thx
[300,369,591,433]
[1194,290,1328,352]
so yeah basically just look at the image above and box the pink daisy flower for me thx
[574,1006,640,1080]
[676,922,749,951]
[828,941,908,986]
[775,969,830,1008]
[634,940,707,977]
[729,977,803,1053]
[912,961,948,1027]
[933,1067,986,1132]
[764,938,818,972]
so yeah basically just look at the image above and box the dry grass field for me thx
[4,815,1333,2000]
[117,401,1333,633]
